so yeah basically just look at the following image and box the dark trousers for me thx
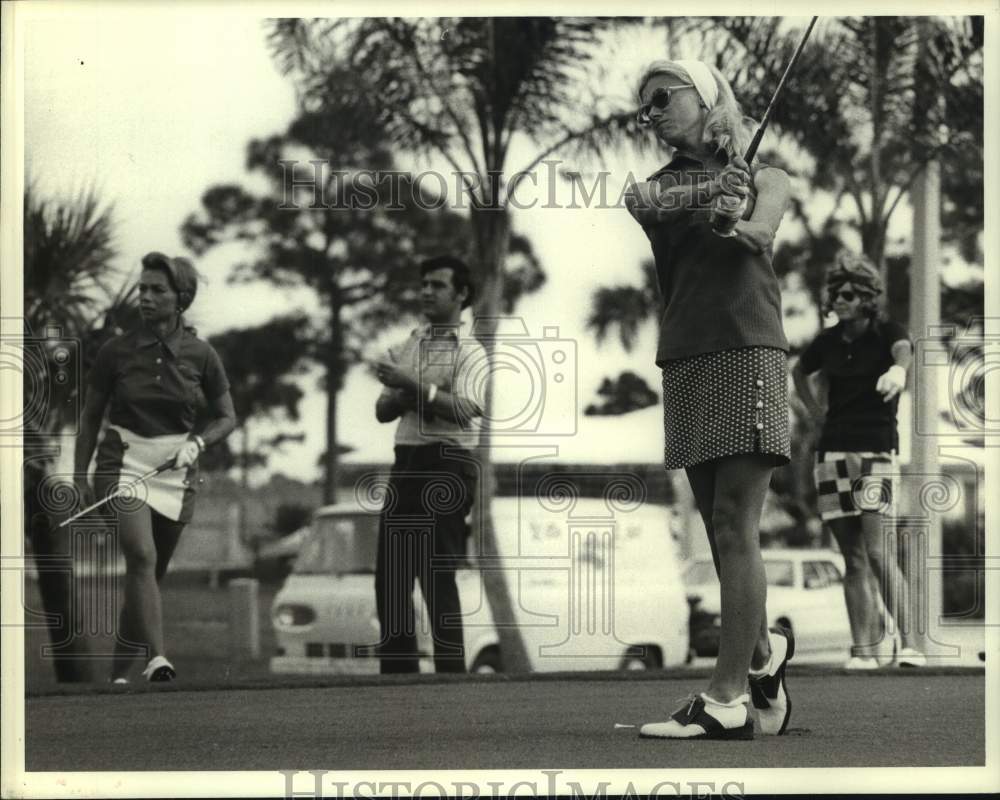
[375,444,476,674]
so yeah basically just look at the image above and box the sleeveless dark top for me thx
[643,152,788,366]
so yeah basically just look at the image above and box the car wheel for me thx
[471,646,502,674]
[621,646,662,671]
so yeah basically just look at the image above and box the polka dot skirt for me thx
[661,346,790,470]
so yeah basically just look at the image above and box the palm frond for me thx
[266,18,342,78]
[21,184,129,442]
[587,284,657,352]
[24,183,118,336]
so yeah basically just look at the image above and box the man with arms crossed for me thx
[372,255,485,673]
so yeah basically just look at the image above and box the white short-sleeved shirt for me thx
[382,320,487,448]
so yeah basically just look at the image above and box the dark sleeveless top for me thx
[643,152,789,366]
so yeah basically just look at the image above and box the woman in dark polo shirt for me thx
[793,252,924,669]
[625,59,793,740]
[74,252,235,683]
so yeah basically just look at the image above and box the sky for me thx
[21,7,986,484]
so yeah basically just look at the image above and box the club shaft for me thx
[58,459,175,528]
[59,491,133,526]
[743,16,818,164]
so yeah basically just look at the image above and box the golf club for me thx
[712,16,819,236]
[58,456,176,528]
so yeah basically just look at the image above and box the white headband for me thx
[673,59,719,110]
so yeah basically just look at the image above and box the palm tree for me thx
[22,184,140,681]
[23,184,142,463]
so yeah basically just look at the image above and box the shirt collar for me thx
[416,318,470,341]
[135,319,186,356]
[650,149,729,180]
[670,149,707,166]
[834,318,879,343]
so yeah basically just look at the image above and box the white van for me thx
[269,495,690,674]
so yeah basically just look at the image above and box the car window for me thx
[293,513,379,575]
[803,561,830,589]
[684,561,718,586]
[820,561,843,584]
[763,560,794,587]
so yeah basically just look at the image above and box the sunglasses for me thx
[832,288,873,303]
[637,84,696,125]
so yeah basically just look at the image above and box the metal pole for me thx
[908,160,943,655]
[228,577,260,659]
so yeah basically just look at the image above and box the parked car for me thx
[684,548,854,658]
[270,496,690,674]
[252,525,311,583]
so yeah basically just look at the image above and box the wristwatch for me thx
[189,434,206,452]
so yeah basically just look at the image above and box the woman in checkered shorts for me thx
[624,59,794,740]
[792,252,925,669]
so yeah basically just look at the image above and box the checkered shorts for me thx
[813,451,898,521]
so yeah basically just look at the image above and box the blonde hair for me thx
[637,60,757,164]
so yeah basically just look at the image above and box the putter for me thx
[711,16,819,237]
[58,456,176,528]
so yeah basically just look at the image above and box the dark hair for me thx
[420,255,476,310]
[141,252,200,312]
[823,251,884,319]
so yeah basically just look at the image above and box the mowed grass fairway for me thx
[25,669,985,771]
[19,574,988,775]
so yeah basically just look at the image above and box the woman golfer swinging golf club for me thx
[74,252,236,683]
[625,58,795,739]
